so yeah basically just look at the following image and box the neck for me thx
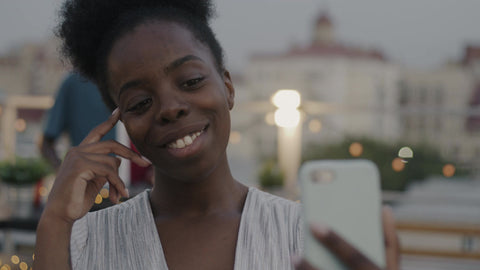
[149,158,247,218]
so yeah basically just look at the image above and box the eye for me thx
[181,77,205,89]
[126,98,152,113]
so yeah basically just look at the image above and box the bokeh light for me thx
[265,112,275,126]
[100,188,109,199]
[229,131,242,144]
[39,186,48,197]
[443,164,456,178]
[392,158,405,172]
[271,89,301,109]
[398,146,414,158]
[349,142,363,157]
[274,108,301,128]
[308,119,322,133]
[1,264,11,270]
[14,118,27,132]
[95,194,103,204]
[19,262,28,270]
[10,256,19,265]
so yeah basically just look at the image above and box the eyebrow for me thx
[118,80,143,99]
[118,55,204,99]
[164,54,204,75]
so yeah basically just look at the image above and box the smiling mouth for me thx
[166,127,207,149]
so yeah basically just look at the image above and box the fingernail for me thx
[125,188,130,198]
[311,223,330,236]
[111,108,119,115]
[290,255,301,267]
[142,156,152,164]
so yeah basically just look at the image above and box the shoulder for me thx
[87,190,150,223]
[71,190,150,239]
[237,187,304,262]
[70,190,161,269]
[59,73,96,93]
[247,187,301,215]
[244,187,303,233]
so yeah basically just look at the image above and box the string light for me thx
[100,188,109,199]
[10,255,19,265]
[95,194,103,204]
[19,262,28,270]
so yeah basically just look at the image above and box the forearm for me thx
[34,213,73,270]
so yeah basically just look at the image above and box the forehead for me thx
[107,21,213,83]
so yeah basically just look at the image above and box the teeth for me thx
[167,130,203,149]
[184,135,193,145]
[175,138,185,148]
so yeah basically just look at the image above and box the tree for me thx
[302,137,464,191]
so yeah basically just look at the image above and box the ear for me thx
[223,70,235,110]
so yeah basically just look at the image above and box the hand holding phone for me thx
[298,160,386,270]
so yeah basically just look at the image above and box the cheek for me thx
[122,116,148,145]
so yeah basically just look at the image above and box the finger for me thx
[78,140,151,167]
[75,154,127,201]
[80,154,123,173]
[80,108,120,146]
[382,206,400,270]
[85,176,109,202]
[105,171,129,199]
[77,153,122,168]
[109,184,119,204]
[292,256,319,270]
[78,160,128,198]
[310,224,380,270]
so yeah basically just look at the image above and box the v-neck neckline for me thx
[143,186,254,270]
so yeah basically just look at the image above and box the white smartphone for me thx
[299,159,385,270]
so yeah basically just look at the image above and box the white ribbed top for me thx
[70,187,303,269]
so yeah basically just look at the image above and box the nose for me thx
[155,92,189,125]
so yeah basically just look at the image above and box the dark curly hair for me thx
[56,0,225,110]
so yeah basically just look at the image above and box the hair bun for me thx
[57,0,216,81]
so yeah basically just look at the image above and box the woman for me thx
[34,0,398,269]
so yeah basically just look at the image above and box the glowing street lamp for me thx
[272,90,301,128]
[272,89,302,197]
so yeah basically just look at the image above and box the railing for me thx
[396,221,480,260]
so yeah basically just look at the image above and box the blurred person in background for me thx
[34,0,398,269]
[39,72,116,170]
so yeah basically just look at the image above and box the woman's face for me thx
[106,21,234,181]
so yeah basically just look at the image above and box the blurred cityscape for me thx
[0,7,479,270]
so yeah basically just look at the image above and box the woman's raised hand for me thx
[42,108,151,224]
[294,206,400,270]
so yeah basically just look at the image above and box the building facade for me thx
[236,12,401,158]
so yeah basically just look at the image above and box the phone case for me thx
[299,159,385,269]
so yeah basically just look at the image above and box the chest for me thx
[155,214,242,270]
